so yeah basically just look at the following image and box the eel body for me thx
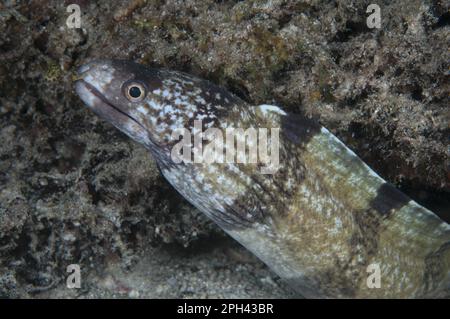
[75,59,450,298]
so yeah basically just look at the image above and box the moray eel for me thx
[74,59,450,298]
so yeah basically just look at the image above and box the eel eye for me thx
[124,82,146,102]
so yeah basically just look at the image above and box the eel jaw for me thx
[75,79,151,148]
[75,79,138,126]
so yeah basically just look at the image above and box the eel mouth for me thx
[75,79,146,132]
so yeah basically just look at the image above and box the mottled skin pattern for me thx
[75,60,450,298]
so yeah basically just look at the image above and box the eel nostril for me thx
[77,64,91,75]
